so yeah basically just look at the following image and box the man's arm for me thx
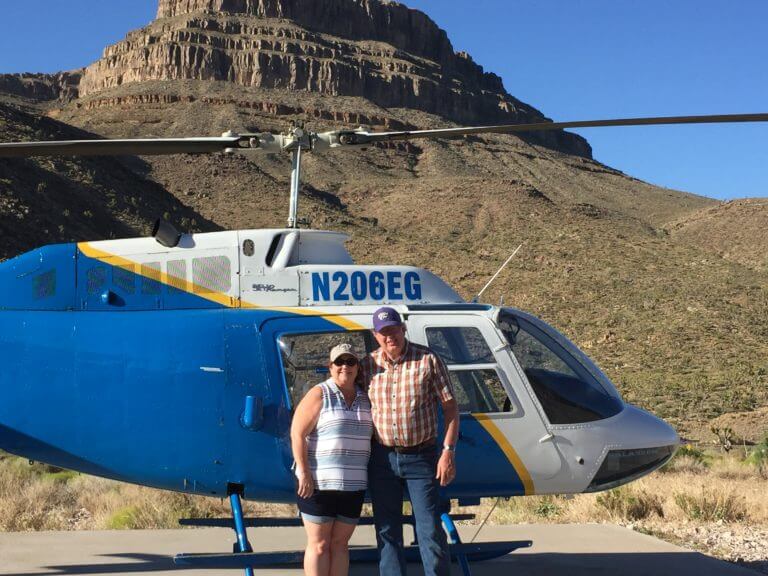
[436,396,459,486]
[429,351,459,486]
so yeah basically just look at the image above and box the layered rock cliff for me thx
[73,0,590,156]
[0,72,81,102]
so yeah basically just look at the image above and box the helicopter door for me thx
[407,314,562,495]
[259,316,377,498]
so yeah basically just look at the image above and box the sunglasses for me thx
[333,357,358,367]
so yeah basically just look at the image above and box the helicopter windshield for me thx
[498,309,623,424]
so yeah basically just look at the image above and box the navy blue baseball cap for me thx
[372,307,403,332]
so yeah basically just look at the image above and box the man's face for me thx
[374,324,407,359]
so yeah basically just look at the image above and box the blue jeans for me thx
[368,442,450,576]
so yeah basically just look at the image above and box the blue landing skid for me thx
[179,513,478,528]
[173,540,533,569]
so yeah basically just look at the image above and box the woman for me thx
[291,342,373,576]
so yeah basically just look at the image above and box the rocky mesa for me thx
[71,0,589,155]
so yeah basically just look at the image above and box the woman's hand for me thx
[296,468,315,499]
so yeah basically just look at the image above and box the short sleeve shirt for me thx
[360,342,454,447]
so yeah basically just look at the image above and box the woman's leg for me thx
[329,520,357,576]
[303,519,334,576]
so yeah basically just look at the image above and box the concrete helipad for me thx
[0,524,755,576]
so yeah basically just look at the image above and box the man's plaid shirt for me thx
[360,342,455,447]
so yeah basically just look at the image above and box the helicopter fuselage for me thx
[0,228,678,502]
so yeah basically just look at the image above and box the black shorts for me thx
[297,489,366,525]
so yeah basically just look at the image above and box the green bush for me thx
[534,496,562,518]
[107,506,141,530]
[746,437,768,477]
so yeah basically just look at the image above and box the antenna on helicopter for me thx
[473,243,524,303]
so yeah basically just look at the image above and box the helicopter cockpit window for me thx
[499,309,623,424]
[447,369,512,414]
[278,330,379,409]
[425,327,494,364]
[425,326,513,414]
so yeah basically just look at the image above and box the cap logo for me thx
[378,312,390,321]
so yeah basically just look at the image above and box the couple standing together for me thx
[291,307,460,576]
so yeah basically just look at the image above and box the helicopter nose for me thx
[584,404,679,492]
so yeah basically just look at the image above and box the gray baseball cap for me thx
[329,343,359,363]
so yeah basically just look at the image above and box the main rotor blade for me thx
[354,112,768,143]
[0,136,245,158]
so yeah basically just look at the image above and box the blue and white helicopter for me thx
[0,113,766,573]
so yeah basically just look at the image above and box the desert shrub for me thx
[674,490,746,522]
[41,470,80,484]
[534,496,562,519]
[107,506,142,530]
[596,489,664,520]
[746,437,768,478]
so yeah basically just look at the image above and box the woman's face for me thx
[329,354,359,387]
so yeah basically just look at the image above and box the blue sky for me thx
[1,0,766,200]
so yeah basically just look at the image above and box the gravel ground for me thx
[626,522,768,575]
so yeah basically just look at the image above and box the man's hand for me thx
[296,468,315,499]
[436,450,456,486]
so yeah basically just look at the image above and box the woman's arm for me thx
[290,386,323,498]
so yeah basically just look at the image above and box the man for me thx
[360,306,459,576]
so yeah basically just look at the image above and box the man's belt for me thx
[377,439,437,454]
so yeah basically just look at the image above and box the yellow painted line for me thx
[77,242,365,331]
[78,242,237,308]
[473,413,535,495]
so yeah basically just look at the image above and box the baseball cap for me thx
[329,343,359,363]
[372,307,403,332]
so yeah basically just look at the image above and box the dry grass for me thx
[455,451,767,528]
[1,449,766,532]
[0,454,295,532]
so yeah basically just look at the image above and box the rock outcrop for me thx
[74,0,590,157]
[0,72,81,102]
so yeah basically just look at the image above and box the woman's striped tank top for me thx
[305,379,373,491]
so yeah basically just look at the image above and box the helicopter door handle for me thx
[538,433,554,443]
[240,395,264,431]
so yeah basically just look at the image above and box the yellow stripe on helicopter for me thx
[473,413,535,496]
[77,242,364,331]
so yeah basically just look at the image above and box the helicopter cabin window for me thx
[425,326,513,414]
[278,331,378,409]
[86,266,107,295]
[113,265,136,294]
[141,262,162,295]
[192,256,231,294]
[32,269,56,300]
[499,310,623,424]
[425,327,494,365]
[166,259,188,294]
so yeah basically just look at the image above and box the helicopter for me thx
[1,112,767,574]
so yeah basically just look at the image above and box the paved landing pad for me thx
[0,524,755,576]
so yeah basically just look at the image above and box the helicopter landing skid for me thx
[173,495,532,576]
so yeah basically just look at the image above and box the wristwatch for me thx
[443,444,456,452]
